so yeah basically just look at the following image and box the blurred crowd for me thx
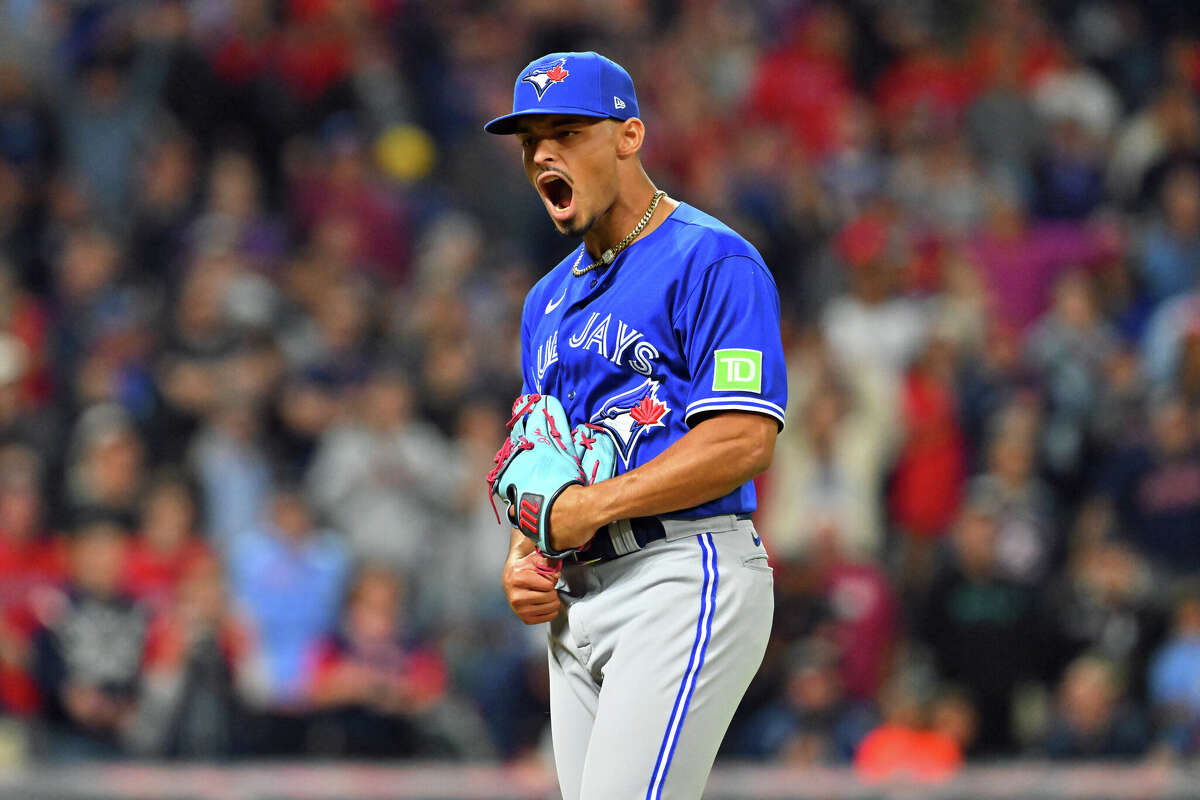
[0,0,1199,772]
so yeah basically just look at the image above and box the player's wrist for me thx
[580,471,628,532]
[547,484,602,551]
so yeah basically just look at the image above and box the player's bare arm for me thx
[547,411,777,552]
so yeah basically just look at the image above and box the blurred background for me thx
[1,0,1200,796]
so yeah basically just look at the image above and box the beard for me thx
[556,213,594,238]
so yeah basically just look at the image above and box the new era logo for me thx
[614,96,626,110]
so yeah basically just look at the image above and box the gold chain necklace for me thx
[571,190,667,277]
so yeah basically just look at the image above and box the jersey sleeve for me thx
[674,255,787,429]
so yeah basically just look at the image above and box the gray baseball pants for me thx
[547,515,774,800]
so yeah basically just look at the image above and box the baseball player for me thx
[484,52,786,799]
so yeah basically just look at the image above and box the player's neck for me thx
[582,176,674,260]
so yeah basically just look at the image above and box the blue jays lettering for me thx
[536,312,660,388]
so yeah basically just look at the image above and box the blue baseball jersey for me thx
[518,202,787,518]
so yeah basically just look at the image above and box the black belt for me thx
[569,513,753,564]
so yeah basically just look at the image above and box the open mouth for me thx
[537,172,575,218]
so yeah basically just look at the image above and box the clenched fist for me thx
[502,533,563,625]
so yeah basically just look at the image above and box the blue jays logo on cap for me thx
[484,51,640,135]
[522,59,570,100]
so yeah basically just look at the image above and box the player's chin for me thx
[550,208,590,238]
[544,197,580,232]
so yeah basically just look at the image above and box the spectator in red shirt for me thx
[745,4,855,160]
[890,330,968,593]
[0,449,64,715]
[962,1,1064,93]
[122,470,211,615]
[873,39,972,145]
[0,267,52,407]
[891,332,967,537]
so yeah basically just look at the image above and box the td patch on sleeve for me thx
[712,348,763,393]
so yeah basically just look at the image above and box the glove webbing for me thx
[574,423,608,482]
[485,435,534,524]
[507,393,542,429]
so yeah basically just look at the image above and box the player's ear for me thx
[614,117,644,158]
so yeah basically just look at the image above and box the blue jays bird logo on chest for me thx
[589,378,671,468]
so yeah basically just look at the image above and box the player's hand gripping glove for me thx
[487,394,616,558]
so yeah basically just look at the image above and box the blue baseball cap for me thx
[484,51,640,135]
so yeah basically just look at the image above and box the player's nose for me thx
[531,136,558,166]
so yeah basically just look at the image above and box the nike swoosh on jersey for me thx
[545,288,567,314]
